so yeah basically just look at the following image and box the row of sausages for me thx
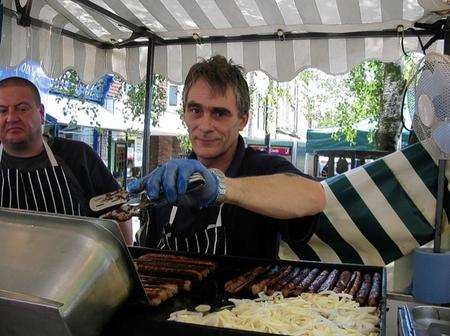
[135,253,217,306]
[224,265,382,307]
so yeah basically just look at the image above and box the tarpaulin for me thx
[288,141,449,266]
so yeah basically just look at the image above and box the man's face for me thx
[0,85,44,149]
[184,78,248,161]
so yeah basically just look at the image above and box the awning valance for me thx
[0,0,448,84]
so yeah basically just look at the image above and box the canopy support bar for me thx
[142,40,155,175]
[70,0,164,45]
[3,7,107,48]
[117,27,442,48]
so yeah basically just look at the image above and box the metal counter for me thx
[0,208,146,336]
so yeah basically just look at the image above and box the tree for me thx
[260,78,291,148]
[376,62,405,150]
[121,74,167,127]
[50,69,101,128]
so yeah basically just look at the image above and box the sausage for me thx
[347,271,362,297]
[368,272,381,307]
[308,269,330,293]
[281,268,310,297]
[144,287,173,306]
[274,267,301,291]
[139,275,191,291]
[333,271,352,293]
[143,283,178,296]
[224,266,270,294]
[356,273,372,305]
[289,268,320,296]
[137,264,204,281]
[250,266,282,295]
[268,267,301,294]
[138,253,217,270]
[300,268,320,289]
[318,269,340,292]
[136,259,210,277]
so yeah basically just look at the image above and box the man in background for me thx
[0,77,133,243]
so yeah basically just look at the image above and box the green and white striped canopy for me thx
[288,141,449,266]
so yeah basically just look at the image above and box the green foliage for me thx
[122,74,167,127]
[51,69,101,128]
[177,134,192,155]
[317,60,384,143]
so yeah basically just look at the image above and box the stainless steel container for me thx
[398,305,450,336]
[0,208,145,336]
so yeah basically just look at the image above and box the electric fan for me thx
[410,52,450,252]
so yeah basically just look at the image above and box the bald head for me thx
[0,77,41,106]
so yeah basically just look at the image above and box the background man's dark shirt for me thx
[1,136,119,216]
[141,136,317,259]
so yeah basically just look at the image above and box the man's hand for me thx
[127,159,219,208]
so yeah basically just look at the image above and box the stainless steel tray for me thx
[0,208,146,336]
[412,306,450,336]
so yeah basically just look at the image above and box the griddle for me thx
[103,246,387,336]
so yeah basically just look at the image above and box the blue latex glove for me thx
[127,159,219,208]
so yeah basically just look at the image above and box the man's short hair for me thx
[183,55,250,117]
[0,77,42,106]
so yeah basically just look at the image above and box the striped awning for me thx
[287,140,449,266]
[0,0,448,84]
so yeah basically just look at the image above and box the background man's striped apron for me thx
[287,141,449,266]
[0,140,82,216]
[157,204,227,255]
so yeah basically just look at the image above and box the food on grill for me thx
[333,270,352,293]
[169,292,379,335]
[318,268,339,292]
[280,267,309,297]
[138,253,217,270]
[265,265,293,295]
[289,268,320,296]
[356,274,373,305]
[137,262,205,281]
[250,266,280,295]
[135,253,217,306]
[101,204,138,222]
[224,266,269,294]
[271,267,301,292]
[347,271,363,297]
[140,275,191,291]
[144,284,178,306]
[368,273,382,307]
[225,266,381,306]
[308,269,329,293]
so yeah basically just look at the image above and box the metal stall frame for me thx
[9,0,450,174]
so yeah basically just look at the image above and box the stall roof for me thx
[0,0,448,84]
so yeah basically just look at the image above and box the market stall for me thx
[0,0,449,335]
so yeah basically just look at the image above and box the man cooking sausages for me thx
[0,77,133,243]
[129,56,325,258]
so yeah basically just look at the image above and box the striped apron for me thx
[287,141,449,266]
[0,140,82,216]
[157,204,227,255]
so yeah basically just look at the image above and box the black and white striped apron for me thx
[0,140,82,216]
[157,204,227,255]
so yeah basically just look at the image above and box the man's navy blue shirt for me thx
[140,136,317,259]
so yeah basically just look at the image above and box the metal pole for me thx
[142,40,155,175]
[433,160,446,253]
[123,132,128,188]
[434,16,449,253]
[444,16,450,55]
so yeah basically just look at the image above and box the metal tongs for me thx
[89,172,206,221]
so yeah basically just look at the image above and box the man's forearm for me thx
[224,174,325,219]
